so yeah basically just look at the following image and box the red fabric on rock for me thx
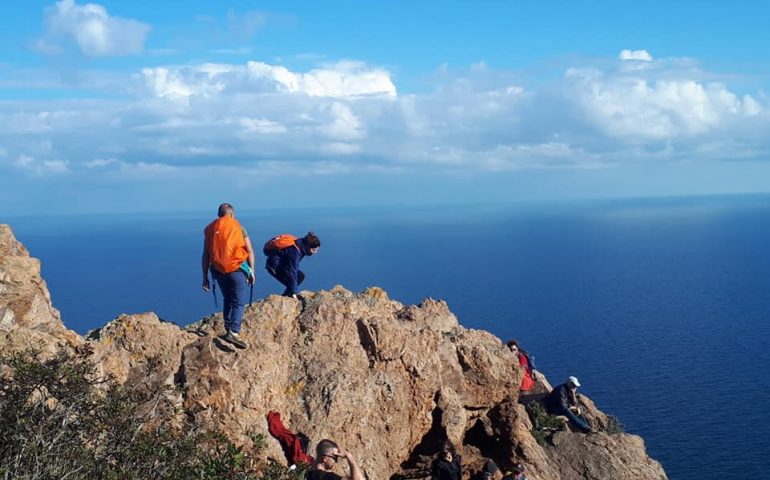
[267,410,314,465]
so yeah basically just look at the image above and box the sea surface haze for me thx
[8,195,770,480]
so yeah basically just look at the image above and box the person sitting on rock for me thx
[471,460,502,480]
[264,232,321,303]
[431,440,462,480]
[502,463,528,480]
[544,376,592,433]
[307,439,364,480]
[506,340,537,392]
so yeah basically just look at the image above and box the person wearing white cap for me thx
[543,376,592,433]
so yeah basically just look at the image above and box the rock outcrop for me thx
[0,225,81,355]
[0,224,667,480]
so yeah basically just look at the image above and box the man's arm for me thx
[244,235,256,284]
[340,450,364,480]
[201,239,211,291]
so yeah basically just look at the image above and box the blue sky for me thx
[1,1,770,214]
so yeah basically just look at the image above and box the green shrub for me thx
[257,460,307,480]
[525,400,566,446]
[0,349,265,480]
[605,414,625,434]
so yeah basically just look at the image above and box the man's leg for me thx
[213,270,233,332]
[227,271,248,334]
[563,409,591,433]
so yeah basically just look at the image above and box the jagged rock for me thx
[0,224,668,480]
[0,225,81,355]
[548,431,667,480]
[87,312,198,386]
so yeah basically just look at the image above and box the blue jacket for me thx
[265,238,309,295]
[544,383,578,413]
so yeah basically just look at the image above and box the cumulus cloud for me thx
[1,52,769,183]
[140,60,397,103]
[39,0,150,57]
[566,62,763,140]
[619,49,653,61]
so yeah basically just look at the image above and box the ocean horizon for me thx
[6,193,770,480]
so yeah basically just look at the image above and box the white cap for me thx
[568,376,581,387]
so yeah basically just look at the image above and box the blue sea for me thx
[7,195,770,480]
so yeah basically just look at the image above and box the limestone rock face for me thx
[0,225,668,480]
[0,225,81,355]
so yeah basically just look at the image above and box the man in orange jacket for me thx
[202,203,255,349]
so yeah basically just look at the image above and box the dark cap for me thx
[510,463,525,473]
[482,460,500,476]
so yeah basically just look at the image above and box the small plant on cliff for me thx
[0,349,265,480]
[257,460,308,480]
[605,414,625,434]
[525,400,566,445]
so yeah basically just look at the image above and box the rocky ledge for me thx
[0,224,667,480]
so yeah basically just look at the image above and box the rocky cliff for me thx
[0,224,667,480]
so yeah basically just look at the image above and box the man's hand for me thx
[248,272,256,285]
[339,448,354,462]
[202,278,210,292]
[336,447,364,480]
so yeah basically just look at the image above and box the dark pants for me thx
[559,408,591,433]
[212,268,248,333]
[267,267,305,296]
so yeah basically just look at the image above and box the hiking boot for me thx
[221,331,247,349]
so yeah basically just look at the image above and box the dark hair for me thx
[217,203,234,217]
[440,440,455,454]
[304,231,321,249]
[506,340,528,356]
[315,439,338,457]
[482,460,499,476]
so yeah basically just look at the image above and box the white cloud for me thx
[619,49,653,62]
[84,158,117,168]
[40,0,150,57]
[13,155,70,176]
[15,155,35,168]
[140,60,396,104]
[566,65,763,139]
[42,159,70,174]
[239,117,288,135]
[320,142,362,155]
[1,52,769,184]
[318,102,365,141]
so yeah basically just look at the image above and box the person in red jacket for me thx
[506,340,537,392]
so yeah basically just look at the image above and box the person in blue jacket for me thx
[544,376,592,433]
[265,232,321,300]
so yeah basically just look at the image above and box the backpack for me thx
[523,352,537,372]
[263,234,299,256]
[204,216,248,273]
